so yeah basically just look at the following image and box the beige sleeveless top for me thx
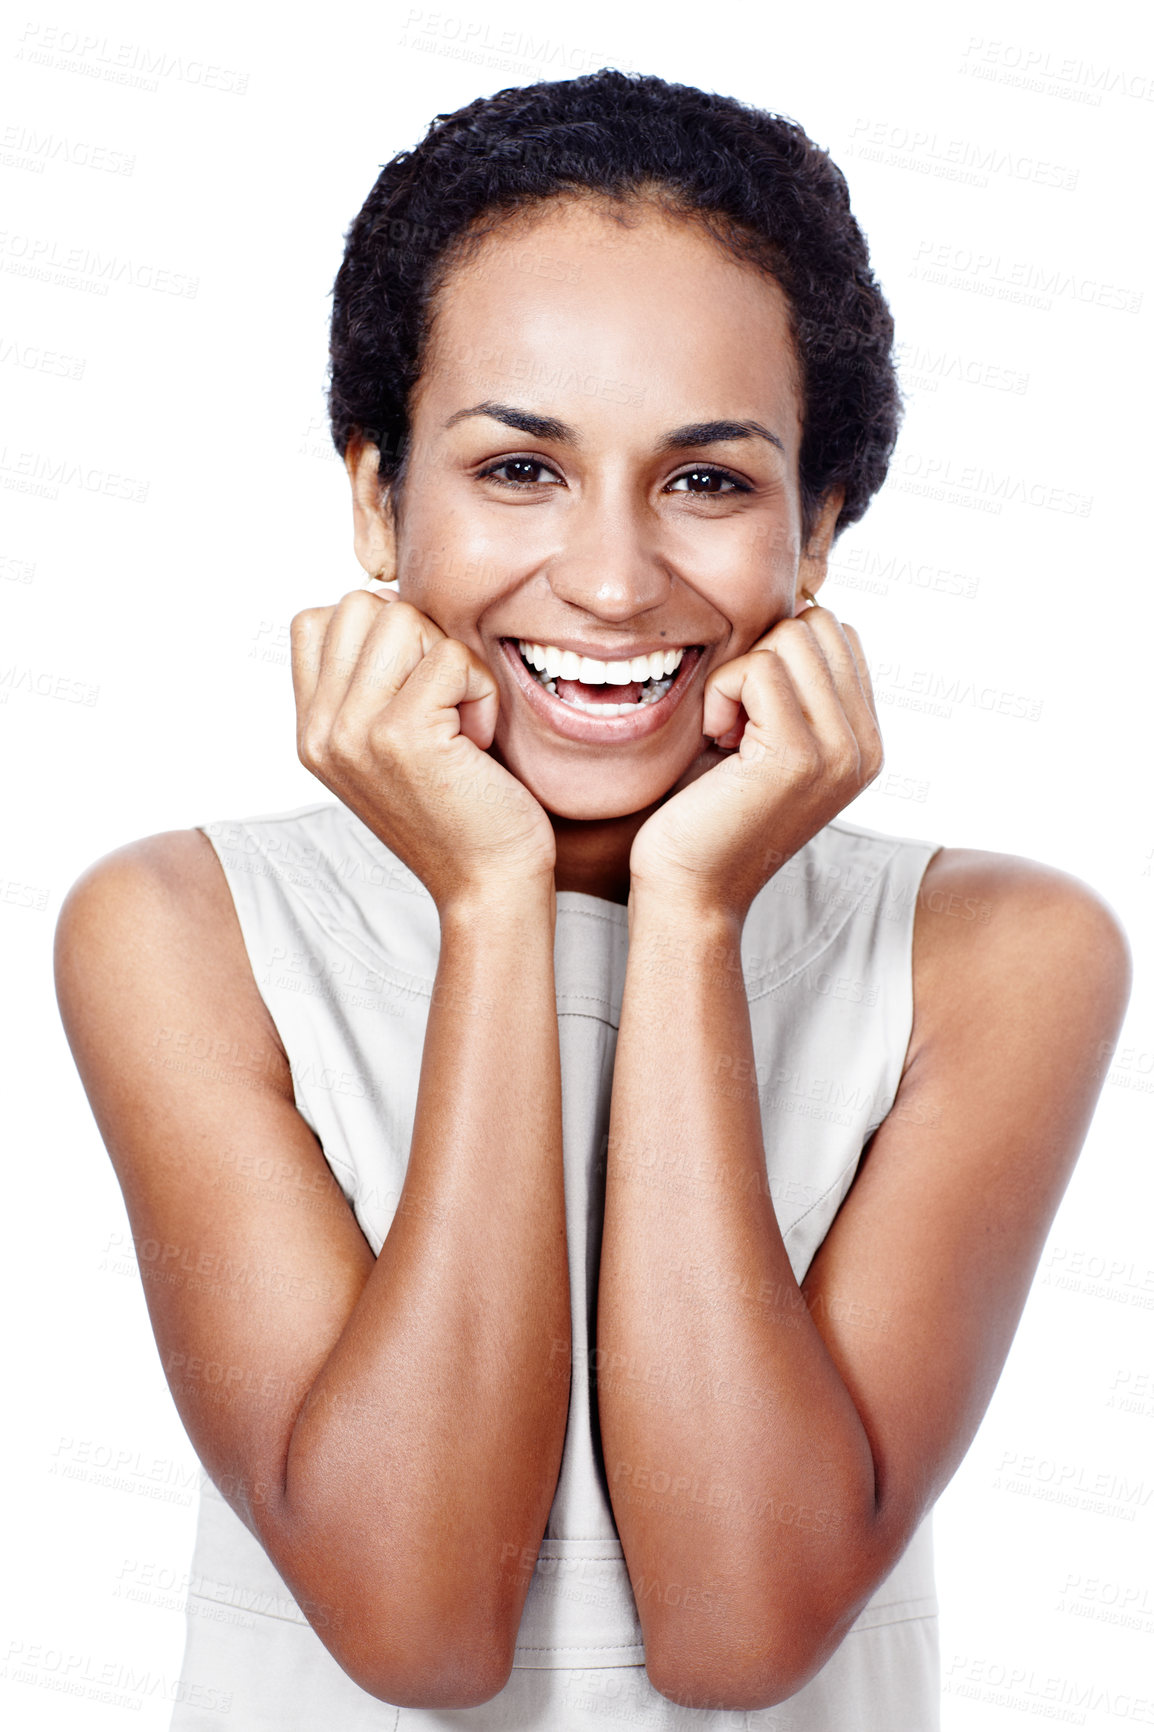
[170,801,941,1730]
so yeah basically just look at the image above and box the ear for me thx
[794,487,844,614]
[344,436,398,579]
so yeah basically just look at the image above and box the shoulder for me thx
[55,829,289,1088]
[908,846,1131,1066]
[917,845,1130,973]
[56,827,234,959]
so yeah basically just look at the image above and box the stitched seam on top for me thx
[514,1641,642,1653]
[220,820,630,1002]
[221,807,441,995]
[744,838,902,1001]
[211,812,920,1014]
[557,902,628,928]
[537,1540,625,1549]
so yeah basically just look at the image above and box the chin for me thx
[499,747,700,824]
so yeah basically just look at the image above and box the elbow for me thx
[643,1603,852,1712]
[264,1532,518,1708]
[328,1623,517,1710]
[282,1552,520,1710]
[266,1489,521,1708]
[645,1655,813,1715]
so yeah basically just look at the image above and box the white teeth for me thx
[517,640,686,686]
[515,638,688,715]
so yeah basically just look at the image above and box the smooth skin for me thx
[55,196,1130,1710]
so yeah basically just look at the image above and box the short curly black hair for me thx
[329,69,900,541]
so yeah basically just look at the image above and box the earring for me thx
[800,587,817,608]
[362,571,398,593]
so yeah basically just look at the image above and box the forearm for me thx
[276,880,569,1698]
[599,893,880,1703]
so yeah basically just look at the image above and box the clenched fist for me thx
[291,589,557,914]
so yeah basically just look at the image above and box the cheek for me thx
[396,486,548,623]
[673,517,797,635]
[394,500,480,624]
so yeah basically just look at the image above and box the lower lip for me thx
[499,640,705,744]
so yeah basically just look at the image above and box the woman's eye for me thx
[482,457,562,487]
[667,468,748,495]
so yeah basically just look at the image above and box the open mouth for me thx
[512,639,699,716]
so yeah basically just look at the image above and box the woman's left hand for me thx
[629,605,883,921]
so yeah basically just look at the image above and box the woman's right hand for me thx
[291,588,556,911]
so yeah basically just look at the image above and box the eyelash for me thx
[477,457,753,495]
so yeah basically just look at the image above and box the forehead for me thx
[412,196,802,441]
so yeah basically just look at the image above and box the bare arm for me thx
[55,592,571,1709]
[598,606,1131,1707]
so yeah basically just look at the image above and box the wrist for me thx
[438,875,557,936]
[626,881,747,943]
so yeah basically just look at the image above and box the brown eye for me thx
[668,468,747,494]
[483,458,562,487]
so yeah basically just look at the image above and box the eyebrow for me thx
[442,400,785,454]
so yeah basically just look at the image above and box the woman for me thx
[54,69,1129,1729]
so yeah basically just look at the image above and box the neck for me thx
[549,741,726,905]
[551,808,648,905]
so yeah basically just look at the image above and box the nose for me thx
[543,486,672,623]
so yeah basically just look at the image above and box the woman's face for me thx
[350,196,840,821]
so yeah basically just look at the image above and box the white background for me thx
[2,0,1152,1724]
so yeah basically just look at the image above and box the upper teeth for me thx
[517,641,685,684]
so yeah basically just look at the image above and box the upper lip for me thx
[503,635,701,659]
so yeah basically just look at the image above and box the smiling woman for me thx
[53,69,1129,1731]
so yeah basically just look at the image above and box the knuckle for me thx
[789,739,823,784]
[366,710,401,756]
[428,633,465,665]
[389,599,424,627]
[863,735,885,783]
[827,748,859,786]
[421,636,467,689]
[290,607,324,645]
[297,723,327,771]
[326,714,364,768]
[822,727,862,786]
[378,598,427,645]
